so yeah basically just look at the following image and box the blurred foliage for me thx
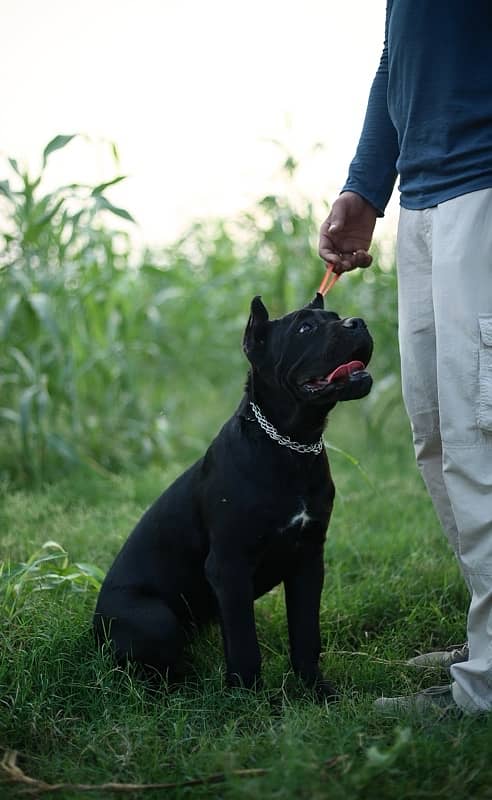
[0,540,103,621]
[0,136,401,485]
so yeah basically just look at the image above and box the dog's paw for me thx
[294,667,340,703]
[298,669,340,702]
[314,679,340,703]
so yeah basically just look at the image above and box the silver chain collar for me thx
[249,402,324,455]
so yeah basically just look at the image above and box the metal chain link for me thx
[249,402,324,455]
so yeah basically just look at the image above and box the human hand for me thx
[319,191,377,273]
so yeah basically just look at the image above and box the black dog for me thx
[94,293,372,698]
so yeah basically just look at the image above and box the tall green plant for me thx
[0,138,401,486]
[0,135,149,482]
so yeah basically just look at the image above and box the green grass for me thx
[2,139,490,797]
[1,415,491,800]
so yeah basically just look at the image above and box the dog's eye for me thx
[297,322,313,334]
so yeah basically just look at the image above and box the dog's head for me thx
[243,293,373,405]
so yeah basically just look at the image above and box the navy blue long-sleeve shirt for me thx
[342,0,492,215]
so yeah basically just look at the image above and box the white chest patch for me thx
[281,504,313,533]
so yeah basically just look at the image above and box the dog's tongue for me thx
[326,360,365,384]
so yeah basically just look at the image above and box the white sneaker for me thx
[406,643,469,669]
[374,684,459,716]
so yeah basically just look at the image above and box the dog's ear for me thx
[305,293,324,310]
[243,296,269,361]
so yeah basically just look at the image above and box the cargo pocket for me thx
[477,316,492,431]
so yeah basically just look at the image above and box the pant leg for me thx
[431,188,492,713]
[397,207,464,572]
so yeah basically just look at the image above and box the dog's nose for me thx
[342,317,366,330]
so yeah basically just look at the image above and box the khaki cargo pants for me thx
[397,187,492,713]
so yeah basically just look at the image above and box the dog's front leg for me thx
[205,549,261,689]
[284,543,338,700]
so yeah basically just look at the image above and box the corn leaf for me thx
[42,134,77,167]
[96,195,135,223]
[91,176,127,196]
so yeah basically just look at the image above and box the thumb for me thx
[328,201,346,233]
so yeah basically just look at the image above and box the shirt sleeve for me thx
[341,5,399,217]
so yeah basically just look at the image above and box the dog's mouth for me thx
[301,360,368,393]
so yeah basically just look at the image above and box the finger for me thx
[319,251,343,269]
[318,223,334,258]
[333,250,373,273]
[353,249,373,268]
[328,255,355,274]
[332,252,370,274]
[334,258,357,274]
[326,201,346,233]
[319,215,334,235]
[318,232,339,263]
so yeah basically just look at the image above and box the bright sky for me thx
[1,0,397,249]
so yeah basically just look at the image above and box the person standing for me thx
[319,0,492,715]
